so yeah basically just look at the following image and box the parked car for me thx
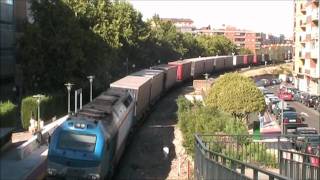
[278,90,293,101]
[292,127,318,150]
[302,94,319,107]
[310,96,320,109]
[299,92,310,103]
[271,79,281,85]
[293,90,302,101]
[280,111,305,134]
[309,144,320,167]
[315,97,320,112]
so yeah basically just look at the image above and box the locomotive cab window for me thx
[58,131,97,152]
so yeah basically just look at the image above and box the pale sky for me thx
[129,0,294,38]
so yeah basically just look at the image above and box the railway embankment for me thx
[240,62,293,77]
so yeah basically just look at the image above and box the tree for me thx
[205,72,265,122]
[239,47,253,55]
[196,35,237,56]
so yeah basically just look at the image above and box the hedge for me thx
[21,94,67,129]
[0,101,17,128]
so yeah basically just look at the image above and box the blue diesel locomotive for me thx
[47,88,134,179]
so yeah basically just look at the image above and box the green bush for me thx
[21,94,67,129]
[0,101,17,127]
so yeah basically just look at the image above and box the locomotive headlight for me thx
[80,123,86,128]
[47,168,57,176]
[87,174,100,180]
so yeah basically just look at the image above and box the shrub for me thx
[0,101,17,127]
[21,94,66,129]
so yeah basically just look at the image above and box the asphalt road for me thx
[258,81,320,132]
[267,85,319,132]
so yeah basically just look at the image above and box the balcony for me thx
[300,4,306,14]
[299,51,306,59]
[312,10,319,22]
[309,68,319,78]
[311,28,319,39]
[300,20,306,30]
[300,34,306,44]
[311,48,319,59]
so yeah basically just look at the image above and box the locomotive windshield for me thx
[58,131,97,152]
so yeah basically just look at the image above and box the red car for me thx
[278,91,293,101]
[307,144,320,167]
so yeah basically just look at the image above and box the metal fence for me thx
[280,149,319,180]
[195,134,320,180]
[195,134,289,180]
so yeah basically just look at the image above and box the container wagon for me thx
[224,56,233,70]
[168,60,192,81]
[185,58,206,79]
[152,64,177,91]
[213,56,225,71]
[247,55,254,65]
[130,69,164,104]
[253,54,258,65]
[233,55,244,68]
[204,57,214,73]
[243,55,248,65]
[47,88,135,179]
[110,75,151,120]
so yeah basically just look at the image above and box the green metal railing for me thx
[195,134,290,180]
[194,134,320,180]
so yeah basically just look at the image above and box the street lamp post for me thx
[33,94,44,131]
[87,76,95,102]
[64,83,74,114]
[203,73,209,94]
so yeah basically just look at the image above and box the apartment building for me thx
[161,18,195,33]
[194,26,264,54]
[293,0,319,95]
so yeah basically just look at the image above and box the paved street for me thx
[254,75,319,132]
[266,85,320,132]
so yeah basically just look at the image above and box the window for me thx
[58,132,97,152]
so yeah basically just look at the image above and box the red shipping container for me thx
[253,54,257,64]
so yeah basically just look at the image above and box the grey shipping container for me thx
[233,55,244,67]
[204,57,214,73]
[185,58,205,78]
[213,56,225,71]
[224,56,233,70]
[131,69,164,104]
[152,64,177,91]
[110,76,151,120]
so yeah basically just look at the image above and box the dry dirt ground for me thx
[114,84,194,180]
[241,63,293,77]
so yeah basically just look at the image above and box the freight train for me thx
[47,54,271,179]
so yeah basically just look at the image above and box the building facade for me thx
[293,0,319,95]
[194,25,287,54]
[161,18,195,33]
